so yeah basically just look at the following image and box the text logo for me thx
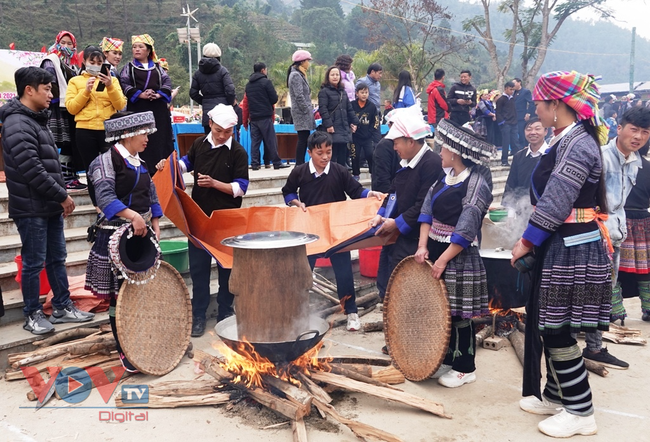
[22,366,126,404]
[121,385,149,404]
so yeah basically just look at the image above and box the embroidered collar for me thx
[115,143,143,167]
[309,159,330,177]
[204,134,232,150]
[443,167,471,185]
[400,144,429,169]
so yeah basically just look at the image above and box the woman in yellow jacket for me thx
[65,45,127,204]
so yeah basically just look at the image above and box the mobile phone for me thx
[95,63,112,92]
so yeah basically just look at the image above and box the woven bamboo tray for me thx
[384,256,451,381]
[116,261,192,375]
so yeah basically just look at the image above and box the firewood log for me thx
[329,364,401,391]
[584,359,609,377]
[68,337,117,356]
[6,352,119,381]
[362,321,383,333]
[372,366,405,385]
[310,285,340,305]
[291,418,308,442]
[310,370,449,419]
[295,372,333,405]
[115,392,231,408]
[475,326,493,347]
[317,356,392,367]
[32,328,102,347]
[508,329,525,366]
[313,399,404,442]
[339,363,373,377]
[262,375,313,408]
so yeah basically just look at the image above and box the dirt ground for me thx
[1,297,649,442]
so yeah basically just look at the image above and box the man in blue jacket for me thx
[0,67,94,335]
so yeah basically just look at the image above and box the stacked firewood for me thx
[310,273,380,326]
[5,325,133,401]
[114,350,447,442]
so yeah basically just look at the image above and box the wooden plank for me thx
[310,371,450,419]
[291,418,309,442]
[115,392,231,408]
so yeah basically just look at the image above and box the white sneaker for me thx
[346,313,361,331]
[520,396,563,415]
[538,409,597,438]
[429,364,452,379]
[438,369,476,388]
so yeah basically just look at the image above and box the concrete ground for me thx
[1,297,648,442]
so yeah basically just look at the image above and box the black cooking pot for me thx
[214,315,330,363]
[480,248,529,309]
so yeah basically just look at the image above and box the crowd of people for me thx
[4,29,650,439]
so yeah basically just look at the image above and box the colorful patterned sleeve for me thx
[523,132,601,246]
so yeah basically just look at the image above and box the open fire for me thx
[210,339,331,389]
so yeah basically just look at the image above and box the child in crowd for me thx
[350,82,381,180]
[607,112,618,142]
[281,131,383,331]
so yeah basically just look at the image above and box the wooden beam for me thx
[115,392,231,408]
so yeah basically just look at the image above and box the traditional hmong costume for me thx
[618,154,650,320]
[118,34,174,174]
[84,111,162,372]
[40,30,83,188]
[420,118,493,375]
[521,72,612,425]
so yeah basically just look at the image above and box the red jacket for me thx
[426,80,448,124]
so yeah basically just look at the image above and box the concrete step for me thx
[0,252,217,326]
[0,219,183,266]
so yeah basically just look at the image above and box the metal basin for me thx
[215,315,330,363]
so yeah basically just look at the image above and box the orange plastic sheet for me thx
[153,153,391,269]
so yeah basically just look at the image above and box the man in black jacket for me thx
[496,81,519,166]
[447,70,477,126]
[0,67,94,335]
[244,62,287,170]
[513,78,535,153]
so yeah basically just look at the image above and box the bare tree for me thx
[360,0,470,92]
[464,0,612,90]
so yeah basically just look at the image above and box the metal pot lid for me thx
[479,248,513,259]
[221,231,319,249]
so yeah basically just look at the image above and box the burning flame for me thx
[210,338,331,389]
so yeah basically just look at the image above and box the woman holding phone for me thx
[65,45,127,204]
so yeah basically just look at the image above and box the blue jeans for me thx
[309,252,358,314]
[15,215,71,316]
[188,240,234,321]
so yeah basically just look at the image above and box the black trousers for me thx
[500,123,519,163]
[351,140,374,176]
[517,119,528,150]
[250,118,281,168]
[188,240,234,321]
[76,128,109,205]
[332,142,348,167]
[295,130,310,165]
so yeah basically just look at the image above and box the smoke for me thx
[482,193,533,250]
